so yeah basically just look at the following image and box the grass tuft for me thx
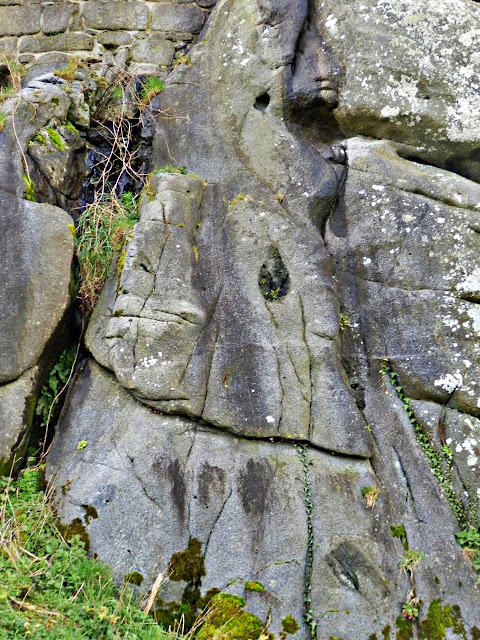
[140,77,165,105]
[0,470,168,639]
[75,191,140,314]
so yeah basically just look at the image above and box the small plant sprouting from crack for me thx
[390,526,423,625]
[361,485,379,508]
[398,549,423,574]
[228,193,252,208]
[339,313,351,331]
[294,444,317,640]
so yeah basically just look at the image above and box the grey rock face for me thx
[48,361,391,638]
[86,171,370,457]
[315,0,480,182]
[0,367,38,476]
[0,191,73,384]
[0,191,73,471]
[45,0,480,637]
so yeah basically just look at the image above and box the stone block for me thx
[128,62,161,77]
[0,36,17,56]
[82,1,148,31]
[129,34,174,65]
[97,30,133,47]
[19,33,94,53]
[42,4,77,35]
[0,6,41,37]
[151,4,205,33]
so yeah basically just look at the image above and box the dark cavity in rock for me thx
[258,246,289,302]
[254,92,270,112]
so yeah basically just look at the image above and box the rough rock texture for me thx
[0,190,73,470]
[28,0,480,636]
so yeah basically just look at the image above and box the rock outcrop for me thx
[1,0,480,637]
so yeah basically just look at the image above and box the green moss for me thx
[23,174,36,201]
[116,249,127,289]
[282,616,300,635]
[369,635,378,640]
[173,51,191,67]
[54,59,78,83]
[168,536,205,583]
[472,626,480,640]
[197,593,271,640]
[419,600,465,640]
[155,164,188,175]
[81,504,98,525]
[395,615,413,640]
[382,625,391,640]
[245,581,265,593]
[0,111,6,134]
[228,193,250,208]
[63,120,79,136]
[46,126,67,152]
[57,518,90,552]
[124,571,144,586]
[155,537,214,630]
[32,131,47,145]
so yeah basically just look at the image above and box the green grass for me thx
[140,77,165,105]
[0,469,168,639]
[75,191,140,313]
[0,111,6,134]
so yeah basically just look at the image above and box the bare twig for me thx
[143,572,165,615]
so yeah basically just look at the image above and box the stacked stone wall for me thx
[0,0,215,75]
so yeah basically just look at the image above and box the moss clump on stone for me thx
[81,504,98,525]
[382,625,391,640]
[56,517,90,552]
[154,165,188,175]
[244,581,265,593]
[395,615,413,640]
[63,120,79,136]
[197,594,271,640]
[154,537,219,631]
[32,131,47,146]
[124,571,144,586]
[54,59,78,83]
[46,127,67,152]
[140,77,165,105]
[168,536,206,583]
[420,600,465,640]
[23,173,36,201]
[281,616,300,635]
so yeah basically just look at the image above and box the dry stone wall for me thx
[0,0,214,75]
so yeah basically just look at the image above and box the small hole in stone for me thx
[259,246,289,301]
[254,93,270,112]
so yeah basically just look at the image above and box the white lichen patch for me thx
[324,0,480,146]
[434,373,462,393]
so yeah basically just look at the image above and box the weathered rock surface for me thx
[0,191,73,384]
[24,0,480,636]
[0,190,73,470]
